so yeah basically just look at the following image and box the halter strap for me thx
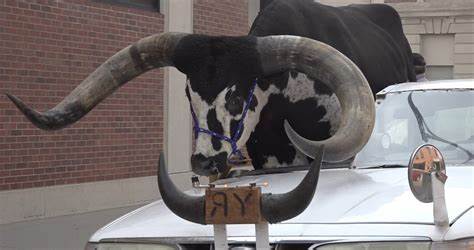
[190,78,258,163]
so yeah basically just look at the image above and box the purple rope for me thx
[190,78,258,163]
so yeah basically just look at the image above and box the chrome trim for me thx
[377,79,474,98]
[90,240,183,249]
[96,235,430,245]
[98,237,212,244]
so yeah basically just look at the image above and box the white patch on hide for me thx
[214,85,238,153]
[235,84,280,149]
[315,93,341,135]
[187,81,228,157]
[262,149,309,168]
[283,72,316,103]
[292,149,310,165]
[263,156,281,168]
[283,72,341,135]
[188,81,278,158]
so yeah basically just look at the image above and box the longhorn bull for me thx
[6,32,375,176]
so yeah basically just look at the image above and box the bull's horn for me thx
[257,36,375,162]
[261,145,323,223]
[6,32,188,130]
[157,152,206,225]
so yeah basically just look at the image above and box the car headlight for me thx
[314,238,474,250]
[85,242,179,250]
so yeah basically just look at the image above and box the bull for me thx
[5,0,416,177]
[6,0,385,222]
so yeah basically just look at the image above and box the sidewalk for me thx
[0,205,142,250]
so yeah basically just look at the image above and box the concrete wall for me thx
[393,0,474,78]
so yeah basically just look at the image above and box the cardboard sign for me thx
[205,186,262,224]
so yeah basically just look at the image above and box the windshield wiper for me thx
[408,93,474,163]
[362,164,407,169]
[239,159,354,177]
[240,165,310,176]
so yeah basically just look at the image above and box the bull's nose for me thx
[191,154,217,175]
[191,153,228,176]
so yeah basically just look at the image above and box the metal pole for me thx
[255,222,270,250]
[214,224,228,250]
[431,172,449,227]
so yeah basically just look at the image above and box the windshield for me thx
[354,89,474,168]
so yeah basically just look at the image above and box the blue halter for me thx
[190,78,258,163]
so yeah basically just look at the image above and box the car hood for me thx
[90,167,473,242]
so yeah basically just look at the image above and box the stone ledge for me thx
[389,1,474,18]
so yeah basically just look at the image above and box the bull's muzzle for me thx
[191,152,228,176]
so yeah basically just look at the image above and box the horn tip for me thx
[284,119,317,159]
[5,92,19,104]
[4,93,58,131]
[5,93,29,114]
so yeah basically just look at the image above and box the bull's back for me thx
[250,0,414,90]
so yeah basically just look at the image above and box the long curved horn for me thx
[256,35,375,162]
[261,145,323,223]
[6,32,188,130]
[157,152,206,225]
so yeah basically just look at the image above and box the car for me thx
[85,79,474,249]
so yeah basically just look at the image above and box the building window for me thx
[421,34,455,80]
[425,66,454,80]
[99,0,160,11]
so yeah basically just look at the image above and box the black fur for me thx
[172,35,263,104]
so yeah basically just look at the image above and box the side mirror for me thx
[408,144,449,226]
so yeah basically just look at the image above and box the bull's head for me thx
[6,33,375,176]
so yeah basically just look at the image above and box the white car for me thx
[86,79,474,249]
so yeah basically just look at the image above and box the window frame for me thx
[97,0,159,11]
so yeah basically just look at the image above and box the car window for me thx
[354,89,474,168]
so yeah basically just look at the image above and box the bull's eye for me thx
[225,89,233,101]
[225,96,244,116]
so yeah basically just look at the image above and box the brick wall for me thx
[194,0,249,36]
[0,0,164,191]
[0,0,251,191]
